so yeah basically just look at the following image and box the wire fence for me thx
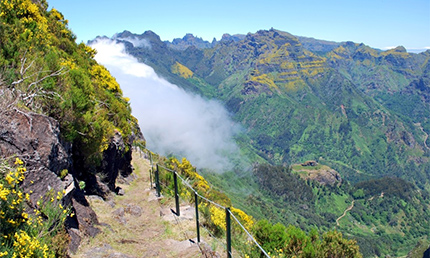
[143,151,271,258]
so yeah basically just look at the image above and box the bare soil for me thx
[71,152,204,258]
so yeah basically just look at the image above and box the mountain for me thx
[106,28,430,257]
[117,28,430,184]
[166,33,216,50]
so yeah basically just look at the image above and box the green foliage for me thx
[0,0,139,174]
[0,158,71,257]
[354,176,415,199]
[99,29,430,258]
[59,169,68,180]
[251,219,362,258]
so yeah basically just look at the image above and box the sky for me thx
[48,0,430,52]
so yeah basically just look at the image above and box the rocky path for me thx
[336,200,355,226]
[71,152,204,258]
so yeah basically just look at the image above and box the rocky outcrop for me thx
[0,108,121,253]
[0,108,73,204]
[310,168,342,186]
[99,131,132,191]
[301,160,318,166]
[295,163,342,186]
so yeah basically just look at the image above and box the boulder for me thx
[0,108,73,204]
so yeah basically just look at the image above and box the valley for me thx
[98,29,430,257]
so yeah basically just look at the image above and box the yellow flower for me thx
[0,251,8,257]
[0,188,10,200]
[15,158,23,165]
[5,174,14,185]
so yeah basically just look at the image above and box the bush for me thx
[0,158,71,257]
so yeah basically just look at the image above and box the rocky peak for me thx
[168,33,213,50]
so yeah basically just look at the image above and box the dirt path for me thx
[415,123,430,150]
[71,152,203,258]
[336,200,355,226]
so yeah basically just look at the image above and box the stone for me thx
[99,131,132,191]
[115,186,125,196]
[125,204,142,217]
[112,207,127,224]
[0,108,73,205]
[67,228,81,254]
[72,190,100,237]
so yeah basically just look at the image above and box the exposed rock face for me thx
[295,163,342,186]
[310,168,342,186]
[99,131,133,191]
[0,108,109,253]
[0,108,72,204]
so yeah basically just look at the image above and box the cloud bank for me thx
[90,38,240,172]
[113,35,152,49]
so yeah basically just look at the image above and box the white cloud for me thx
[114,35,152,49]
[90,38,241,172]
[382,46,397,50]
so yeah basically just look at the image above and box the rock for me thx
[0,108,73,205]
[310,168,342,186]
[85,175,113,201]
[125,204,142,217]
[112,207,127,224]
[115,187,125,196]
[71,190,100,237]
[99,131,133,191]
[67,228,81,254]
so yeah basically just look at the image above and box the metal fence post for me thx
[195,192,200,243]
[155,164,161,197]
[173,171,180,216]
[149,152,153,188]
[226,207,232,258]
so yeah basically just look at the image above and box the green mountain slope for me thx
[106,28,430,257]
[118,28,430,185]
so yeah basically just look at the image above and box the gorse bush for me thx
[0,158,72,257]
[0,0,139,174]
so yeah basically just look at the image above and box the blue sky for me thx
[48,0,430,52]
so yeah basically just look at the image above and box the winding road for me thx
[414,123,430,150]
[336,200,355,226]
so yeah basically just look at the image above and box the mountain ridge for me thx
[102,28,430,257]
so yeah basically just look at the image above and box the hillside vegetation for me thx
[111,29,430,257]
[0,0,141,256]
[0,0,140,174]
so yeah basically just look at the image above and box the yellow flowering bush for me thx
[90,64,122,93]
[0,158,72,257]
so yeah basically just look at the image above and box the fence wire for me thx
[153,162,271,258]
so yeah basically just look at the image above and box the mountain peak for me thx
[167,33,213,50]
